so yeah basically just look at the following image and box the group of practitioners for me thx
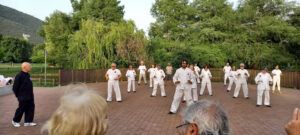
[105,60,284,113]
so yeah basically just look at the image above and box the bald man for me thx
[12,62,37,127]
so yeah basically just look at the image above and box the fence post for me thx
[71,70,74,83]
[59,69,61,86]
[84,69,87,83]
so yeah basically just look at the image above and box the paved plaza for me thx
[0,81,299,135]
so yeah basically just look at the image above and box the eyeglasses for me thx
[176,122,190,135]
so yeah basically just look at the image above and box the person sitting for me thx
[177,99,230,135]
[42,85,108,135]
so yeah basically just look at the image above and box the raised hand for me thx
[285,108,300,135]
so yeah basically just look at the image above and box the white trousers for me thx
[107,80,122,101]
[152,81,166,96]
[138,74,147,84]
[200,79,212,95]
[234,80,248,98]
[149,77,154,87]
[257,89,270,105]
[127,80,136,92]
[170,87,193,113]
[183,88,198,101]
[224,73,230,85]
[272,77,280,91]
[196,77,201,83]
[227,78,236,91]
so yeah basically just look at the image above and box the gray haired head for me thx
[181,99,230,135]
[111,63,117,66]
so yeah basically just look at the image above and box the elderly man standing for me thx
[177,99,230,135]
[223,62,231,86]
[12,62,37,127]
[255,67,273,107]
[165,62,173,85]
[138,61,147,85]
[233,63,250,99]
[105,63,122,102]
[272,65,282,94]
[168,60,193,114]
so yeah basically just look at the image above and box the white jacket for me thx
[126,70,136,81]
[200,69,212,80]
[235,69,250,82]
[153,69,165,82]
[255,72,273,90]
[173,67,193,89]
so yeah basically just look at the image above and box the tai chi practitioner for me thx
[168,60,193,114]
[151,65,166,97]
[126,65,136,93]
[148,64,156,88]
[272,65,282,94]
[223,62,231,86]
[199,65,213,96]
[105,63,122,102]
[233,63,250,99]
[165,63,173,84]
[138,61,147,85]
[227,66,237,92]
[255,67,273,107]
[194,63,201,84]
[184,65,199,101]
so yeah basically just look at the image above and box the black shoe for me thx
[199,94,203,96]
[266,105,272,107]
[227,90,230,92]
[256,105,261,107]
[182,101,186,103]
[210,95,213,96]
[128,91,130,93]
[232,97,236,98]
[145,83,148,85]
[245,97,249,99]
[150,95,155,97]
[138,83,140,85]
[117,101,122,103]
[168,112,175,114]
[133,91,136,93]
[163,96,167,97]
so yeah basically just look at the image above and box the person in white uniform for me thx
[189,65,199,101]
[148,64,156,88]
[138,61,147,85]
[194,63,201,84]
[151,65,166,97]
[272,65,282,94]
[199,65,213,96]
[255,67,273,107]
[105,63,122,102]
[126,65,136,93]
[223,62,231,86]
[233,63,250,99]
[227,66,237,92]
[168,60,193,114]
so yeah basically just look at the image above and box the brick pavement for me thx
[0,81,299,135]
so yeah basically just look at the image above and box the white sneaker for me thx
[24,122,37,127]
[12,121,21,127]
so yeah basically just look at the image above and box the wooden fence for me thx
[59,68,300,89]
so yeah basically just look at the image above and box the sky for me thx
[0,0,299,33]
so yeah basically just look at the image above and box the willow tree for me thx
[68,19,148,69]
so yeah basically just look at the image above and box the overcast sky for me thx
[0,0,299,33]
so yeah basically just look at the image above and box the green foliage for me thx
[31,43,45,63]
[0,36,33,62]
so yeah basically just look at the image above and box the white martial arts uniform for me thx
[170,67,194,113]
[152,69,166,96]
[255,72,273,106]
[227,71,237,91]
[184,71,198,101]
[126,70,136,92]
[148,68,156,87]
[199,69,212,96]
[233,69,250,98]
[194,66,201,83]
[106,69,122,101]
[272,69,282,91]
[223,66,231,85]
[138,65,147,84]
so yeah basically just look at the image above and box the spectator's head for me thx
[140,61,144,65]
[226,62,230,66]
[42,85,108,135]
[232,66,236,71]
[178,99,230,135]
[182,60,188,68]
[240,63,245,69]
[189,65,194,71]
[275,65,279,70]
[156,64,161,70]
[21,62,31,72]
[111,63,117,70]
[129,65,133,70]
[168,63,171,66]
[152,64,155,68]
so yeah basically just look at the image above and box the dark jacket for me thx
[13,71,34,101]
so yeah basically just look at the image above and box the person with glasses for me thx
[176,99,230,135]
[105,63,122,102]
[168,60,193,114]
[233,63,250,99]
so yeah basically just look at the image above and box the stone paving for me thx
[0,81,299,135]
